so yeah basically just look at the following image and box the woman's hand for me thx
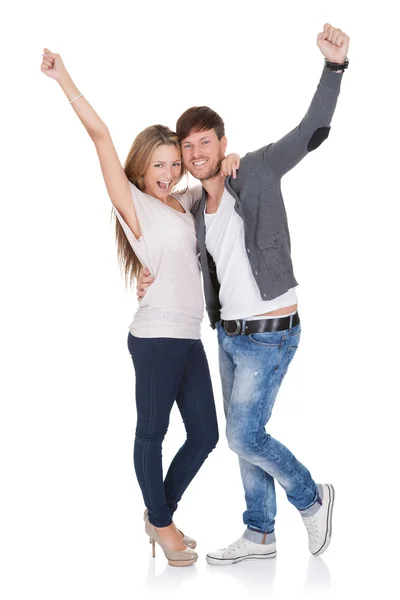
[40,48,68,81]
[317,24,350,64]
[220,153,241,179]
[220,153,240,179]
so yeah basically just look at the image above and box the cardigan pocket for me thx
[257,229,292,279]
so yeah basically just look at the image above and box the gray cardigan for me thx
[193,66,344,328]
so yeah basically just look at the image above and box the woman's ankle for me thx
[154,522,174,532]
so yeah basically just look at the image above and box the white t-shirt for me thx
[115,182,203,339]
[204,189,298,320]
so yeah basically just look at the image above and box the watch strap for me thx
[325,57,349,71]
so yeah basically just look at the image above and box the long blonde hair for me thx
[115,125,185,286]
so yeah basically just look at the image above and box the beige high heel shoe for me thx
[143,509,197,549]
[145,519,198,567]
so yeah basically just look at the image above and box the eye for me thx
[172,162,181,167]
[153,163,163,168]
[202,141,210,145]
[183,144,191,149]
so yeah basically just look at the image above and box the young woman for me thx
[41,49,239,567]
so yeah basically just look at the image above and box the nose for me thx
[163,166,172,179]
[192,145,202,159]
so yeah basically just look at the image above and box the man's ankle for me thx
[300,484,324,518]
[243,528,276,545]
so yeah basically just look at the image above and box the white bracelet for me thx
[69,94,84,104]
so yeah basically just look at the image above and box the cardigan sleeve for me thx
[257,66,344,178]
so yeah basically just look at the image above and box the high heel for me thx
[143,508,197,549]
[145,519,198,567]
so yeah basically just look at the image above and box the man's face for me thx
[180,128,227,181]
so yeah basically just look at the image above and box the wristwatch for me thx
[325,57,349,71]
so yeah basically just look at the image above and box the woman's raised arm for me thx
[41,49,141,238]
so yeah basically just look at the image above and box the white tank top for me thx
[204,189,298,320]
[115,183,203,339]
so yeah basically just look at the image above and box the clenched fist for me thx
[317,24,350,64]
[40,48,68,81]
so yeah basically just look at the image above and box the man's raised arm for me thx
[258,23,350,179]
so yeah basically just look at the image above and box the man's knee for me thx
[226,427,270,458]
[226,426,251,456]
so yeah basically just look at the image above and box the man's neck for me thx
[202,175,226,212]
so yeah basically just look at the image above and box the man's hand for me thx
[317,24,350,64]
[136,267,155,300]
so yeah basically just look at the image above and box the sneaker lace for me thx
[225,537,247,555]
[303,517,320,542]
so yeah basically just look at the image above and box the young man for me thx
[138,23,349,564]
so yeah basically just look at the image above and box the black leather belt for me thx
[221,312,300,336]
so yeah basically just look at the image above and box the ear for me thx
[221,135,228,154]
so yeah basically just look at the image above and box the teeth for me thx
[193,160,207,166]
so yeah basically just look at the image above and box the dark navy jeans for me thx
[128,334,219,527]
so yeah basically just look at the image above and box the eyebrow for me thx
[183,136,210,144]
[152,159,182,163]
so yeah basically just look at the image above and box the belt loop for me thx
[241,319,246,335]
[289,314,293,330]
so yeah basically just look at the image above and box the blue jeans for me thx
[217,321,318,534]
[128,334,219,527]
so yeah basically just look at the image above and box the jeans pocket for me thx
[248,331,282,347]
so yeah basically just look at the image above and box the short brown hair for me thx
[176,107,225,142]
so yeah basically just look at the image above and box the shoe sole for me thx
[312,483,335,556]
[168,559,197,567]
[206,551,277,566]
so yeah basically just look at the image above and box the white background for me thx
[1,1,399,598]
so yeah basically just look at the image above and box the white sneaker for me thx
[301,483,335,556]
[206,536,277,566]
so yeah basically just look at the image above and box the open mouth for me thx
[157,180,171,191]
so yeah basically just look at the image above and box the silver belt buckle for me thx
[224,319,241,336]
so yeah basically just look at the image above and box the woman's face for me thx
[142,144,182,200]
